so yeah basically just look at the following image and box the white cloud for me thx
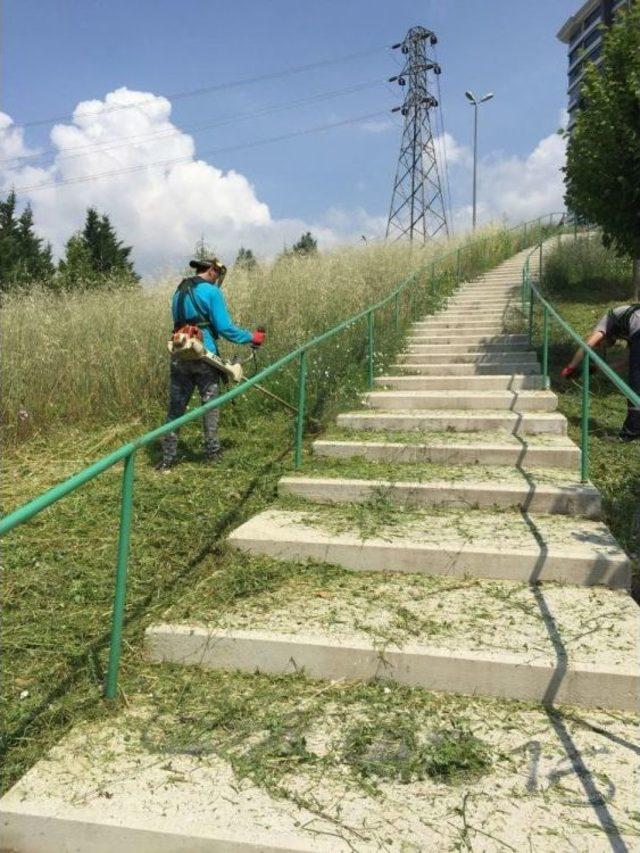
[1,88,568,270]
[438,128,567,232]
[0,88,384,273]
[433,132,472,168]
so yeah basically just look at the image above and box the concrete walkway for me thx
[149,246,640,710]
[3,247,639,852]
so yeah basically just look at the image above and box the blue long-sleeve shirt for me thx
[172,277,252,354]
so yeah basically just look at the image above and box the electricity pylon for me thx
[386,26,449,243]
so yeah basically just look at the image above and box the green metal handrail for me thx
[522,229,640,483]
[2,212,564,700]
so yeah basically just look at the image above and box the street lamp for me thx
[465,90,494,231]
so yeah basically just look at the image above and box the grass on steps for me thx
[320,427,576,447]
[128,667,495,799]
[291,454,582,486]
[160,549,635,663]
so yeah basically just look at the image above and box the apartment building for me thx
[557,0,632,130]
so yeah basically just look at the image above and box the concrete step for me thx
[147,620,638,711]
[410,311,508,326]
[391,362,540,375]
[446,296,514,311]
[403,343,533,354]
[419,313,517,324]
[227,507,629,588]
[336,411,567,434]
[279,474,601,518]
[364,390,558,412]
[6,685,640,851]
[406,334,528,345]
[399,352,539,365]
[313,435,581,470]
[374,374,544,390]
[411,321,511,330]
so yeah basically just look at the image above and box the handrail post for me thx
[528,288,535,346]
[538,239,543,282]
[105,451,136,700]
[294,350,307,469]
[581,352,590,482]
[367,309,375,389]
[542,305,550,389]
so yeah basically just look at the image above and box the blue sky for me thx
[2,0,578,270]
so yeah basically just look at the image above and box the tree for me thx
[292,231,318,257]
[0,191,54,291]
[57,233,97,290]
[81,207,138,283]
[564,3,640,297]
[235,246,257,270]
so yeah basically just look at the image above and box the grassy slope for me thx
[0,226,559,793]
[536,237,640,592]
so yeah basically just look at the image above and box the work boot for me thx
[205,450,223,465]
[618,428,640,443]
[155,458,177,472]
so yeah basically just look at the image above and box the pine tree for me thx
[235,246,257,270]
[292,231,318,257]
[81,207,138,283]
[0,191,21,290]
[17,206,54,281]
[0,192,54,291]
[57,233,98,291]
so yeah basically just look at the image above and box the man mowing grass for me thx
[156,256,265,471]
[561,303,640,442]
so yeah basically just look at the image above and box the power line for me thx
[11,46,387,130]
[1,79,382,168]
[13,109,388,194]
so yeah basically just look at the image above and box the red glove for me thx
[560,365,576,378]
[251,328,266,347]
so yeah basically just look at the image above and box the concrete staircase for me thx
[3,247,639,852]
[147,248,640,712]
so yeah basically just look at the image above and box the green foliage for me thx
[343,717,491,785]
[0,191,54,291]
[538,237,640,591]
[564,5,640,269]
[543,235,632,300]
[292,230,318,256]
[2,225,531,442]
[81,207,138,282]
[235,246,257,270]
[57,233,99,291]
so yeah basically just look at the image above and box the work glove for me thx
[251,327,266,347]
[560,365,576,378]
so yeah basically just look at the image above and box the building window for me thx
[569,63,583,84]
[584,7,601,29]
[583,27,601,49]
[569,26,582,45]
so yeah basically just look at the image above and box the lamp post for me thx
[465,90,494,231]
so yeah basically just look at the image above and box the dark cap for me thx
[189,257,224,272]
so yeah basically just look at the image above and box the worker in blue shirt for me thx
[156,256,265,471]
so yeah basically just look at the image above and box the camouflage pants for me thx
[161,358,221,463]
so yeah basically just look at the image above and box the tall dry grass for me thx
[2,225,536,443]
